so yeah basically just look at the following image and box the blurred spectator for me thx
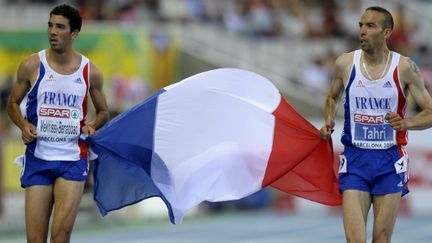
[0,74,12,216]
[339,0,363,49]
[222,0,248,33]
[0,74,13,113]
[78,0,107,20]
[388,4,415,56]
[302,55,332,95]
[301,0,343,39]
[277,0,311,39]
[110,74,150,115]
[158,0,190,21]
[245,0,283,38]
[7,0,56,2]
[116,2,141,22]
[186,0,206,21]
[412,45,432,111]
[321,0,344,38]
[415,45,432,90]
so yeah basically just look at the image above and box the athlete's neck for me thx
[47,48,77,65]
[362,47,390,67]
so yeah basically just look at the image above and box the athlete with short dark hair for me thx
[320,6,432,243]
[7,4,109,242]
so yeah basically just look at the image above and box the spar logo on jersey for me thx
[71,109,80,119]
[354,113,384,124]
[39,107,70,118]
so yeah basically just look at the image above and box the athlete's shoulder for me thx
[89,62,102,78]
[397,54,422,85]
[335,51,355,74]
[75,51,89,61]
[336,51,355,65]
[397,54,413,71]
[19,52,41,73]
[88,62,104,88]
[17,52,41,84]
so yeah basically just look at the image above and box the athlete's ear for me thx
[71,30,79,40]
[383,28,392,39]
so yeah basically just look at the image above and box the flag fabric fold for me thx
[87,68,341,224]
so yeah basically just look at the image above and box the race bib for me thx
[37,107,81,143]
[352,113,395,149]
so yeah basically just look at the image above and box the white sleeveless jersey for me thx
[341,50,408,149]
[24,50,90,161]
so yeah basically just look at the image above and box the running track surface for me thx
[2,210,432,243]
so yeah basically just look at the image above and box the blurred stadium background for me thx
[1,0,432,242]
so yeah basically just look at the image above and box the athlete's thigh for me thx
[52,178,85,230]
[342,190,372,240]
[25,185,54,241]
[372,192,402,234]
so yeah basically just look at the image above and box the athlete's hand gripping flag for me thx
[86,68,342,224]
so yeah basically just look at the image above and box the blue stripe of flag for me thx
[88,88,176,223]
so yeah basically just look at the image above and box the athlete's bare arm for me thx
[386,56,432,130]
[320,52,353,139]
[81,62,109,136]
[7,54,40,143]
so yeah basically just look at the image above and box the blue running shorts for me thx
[20,150,89,188]
[338,145,409,196]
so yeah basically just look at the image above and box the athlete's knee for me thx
[50,227,73,243]
[372,229,393,243]
[27,234,48,243]
[345,233,366,243]
[344,220,367,243]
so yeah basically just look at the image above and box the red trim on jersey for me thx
[397,144,405,157]
[79,63,90,158]
[393,67,408,145]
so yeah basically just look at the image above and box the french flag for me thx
[87,68,342,224]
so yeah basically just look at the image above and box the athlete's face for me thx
[48,14,78,53]
[358,10,391,52]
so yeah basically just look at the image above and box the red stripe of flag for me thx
[262,96,342,205]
